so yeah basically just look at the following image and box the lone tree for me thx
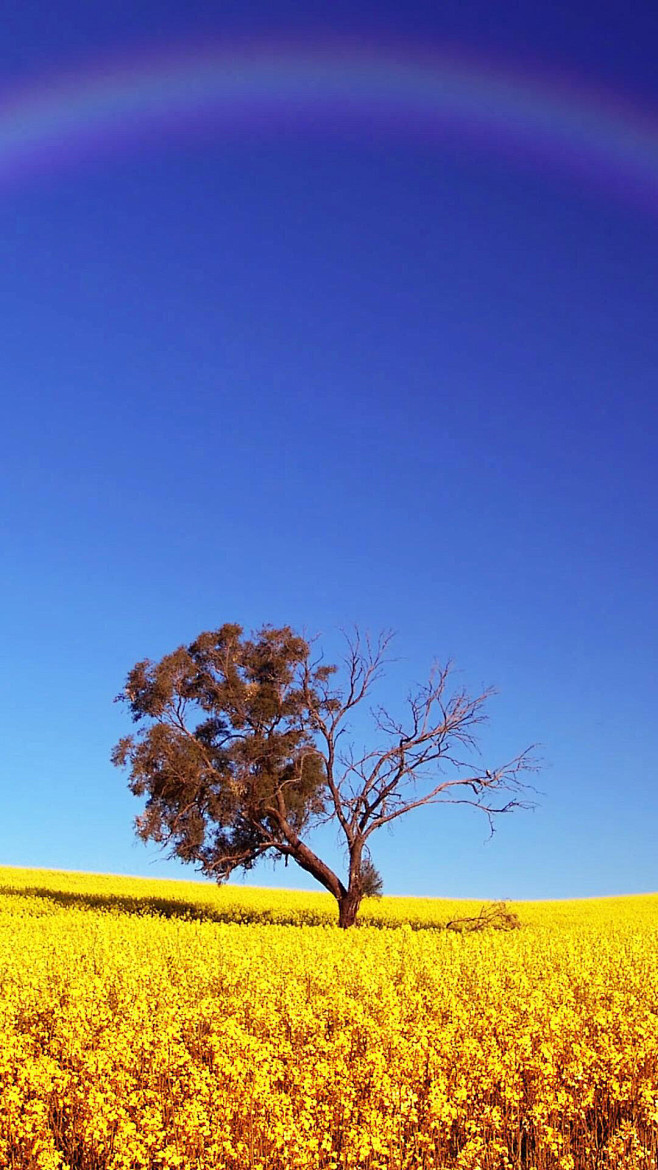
[112,624,536,928]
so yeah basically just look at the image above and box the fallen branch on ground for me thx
[446,901,521,932]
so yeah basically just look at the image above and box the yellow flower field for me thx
[1,867,657,1170]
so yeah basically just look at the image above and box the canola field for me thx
[1,868,658,1170]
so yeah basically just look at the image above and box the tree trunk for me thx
[337,891,362,929]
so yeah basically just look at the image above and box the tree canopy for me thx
[113,623,536,926]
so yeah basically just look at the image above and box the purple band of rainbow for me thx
[1,41,657,210]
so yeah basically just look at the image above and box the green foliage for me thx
[113,624,334,880]
[358,857,384,899]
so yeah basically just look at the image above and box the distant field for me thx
[1,867,657,1169]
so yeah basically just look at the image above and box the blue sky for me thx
[1,0,657,899]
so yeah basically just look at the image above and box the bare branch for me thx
[362,747,539,837]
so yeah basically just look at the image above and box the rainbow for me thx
[2,39,658,210]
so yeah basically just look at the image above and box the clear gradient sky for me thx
[1,0,657,899]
